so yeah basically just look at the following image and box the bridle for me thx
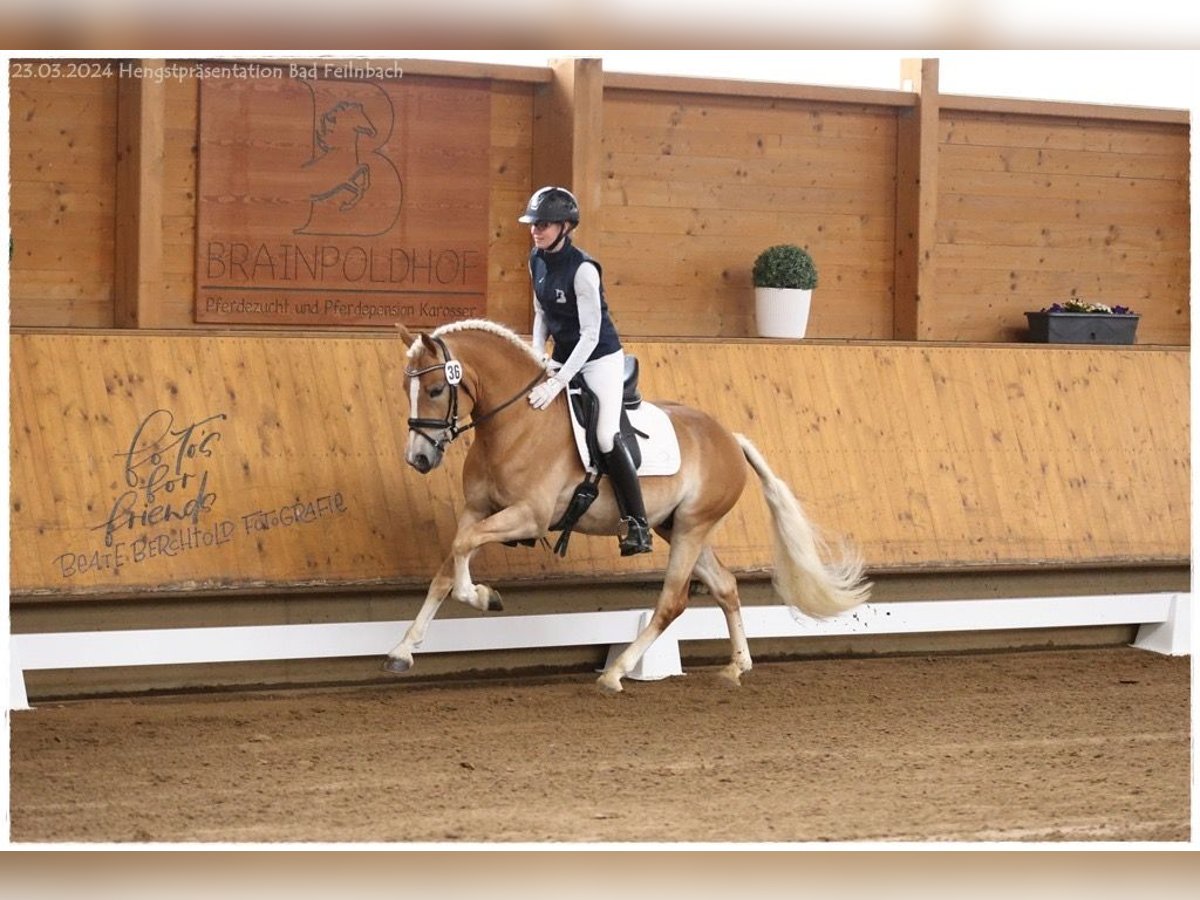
[404,335,544,452]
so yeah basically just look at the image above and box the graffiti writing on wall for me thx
[95,408,226,548]
[51,407,350,580]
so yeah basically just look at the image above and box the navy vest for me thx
[530,239,622,365]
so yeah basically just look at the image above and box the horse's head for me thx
[398,319,545,473]
[398,325,467,474]
[316,101,376,148]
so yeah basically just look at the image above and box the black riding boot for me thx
[602,433,653,556]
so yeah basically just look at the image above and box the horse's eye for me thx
[428,384,446,399]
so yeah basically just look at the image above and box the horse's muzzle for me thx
[408,451,437,474]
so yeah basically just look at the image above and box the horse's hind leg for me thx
[598,525,708,694]
[693,545,752,686]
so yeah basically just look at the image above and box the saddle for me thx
[541,357,644,557]
[566,355,645,472]
[510,356,681,557]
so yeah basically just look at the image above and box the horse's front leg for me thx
[383,554,455,674]
[450,503,541,612]
[383,505,488,675]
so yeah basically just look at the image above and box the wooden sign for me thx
[195,65,491,327]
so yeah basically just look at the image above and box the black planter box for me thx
[1025,312,1140,345]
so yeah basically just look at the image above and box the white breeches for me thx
[553,349,625,453]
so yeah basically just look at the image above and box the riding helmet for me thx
[518,186,580,225]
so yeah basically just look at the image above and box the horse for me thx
[385,319,870,693]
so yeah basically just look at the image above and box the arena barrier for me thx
[10,334,1190,595]
[9,592,1189,710]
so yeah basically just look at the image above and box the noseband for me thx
[404,335,544,453]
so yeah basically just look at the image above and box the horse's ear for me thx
[419,333,439,354]
[395,323,416,346]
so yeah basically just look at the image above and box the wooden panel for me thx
[894,58,940,340]
[10,59,1189,348]
[599,88,898,340]
[9,65,119,327]
[10,333,1189,597]
[114,59,166,328]
[193,71,493,328]
[154,72,536,333]
[935,111,1190,345]
[157,75,201,328]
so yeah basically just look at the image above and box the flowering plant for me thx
[1042,299,1137,316]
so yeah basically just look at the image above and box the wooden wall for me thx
[10,59,541,331]
[11,332,1189,598]
[8,57,1190,345]
[935,107,1191,344]
[10,70,119,326]
[595,76,1190,344]
[598,87,900,338]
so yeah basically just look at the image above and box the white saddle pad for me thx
[567,391,682,477]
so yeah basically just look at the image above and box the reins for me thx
[405,334,543,451]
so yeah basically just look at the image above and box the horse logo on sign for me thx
[293,81,403,237]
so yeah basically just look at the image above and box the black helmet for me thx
[518,186,580,225]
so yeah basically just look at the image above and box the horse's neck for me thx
[459,334,540,426]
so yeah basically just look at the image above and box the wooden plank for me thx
[936,219,1190,252]
[940,143,1185,181]
[603,177,892,214]
[10,229,114,270]
[8,300,114,329]
[603,75,915,109]
[940,93,1189,125]
[938,191,1189,228]
[9,68,119,328]
[255,56,553,85]
[894,58,940,340]
[9,180,116,216]
[605,149,897,192]
[114,59,167,329]
[600,208,896,243]
[939,167,1187,205]
[941,112,1189,153]
[933,263,1187,296]
[604,90,903,138]
[602,117,898,157]
[936,242,1189,277]
[531,57,604,224]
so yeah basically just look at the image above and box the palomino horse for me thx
[386,319,870,692]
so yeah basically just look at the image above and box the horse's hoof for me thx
[717,664,744,687]
[596,672,624,694]
[382,655,412,675]
[486,588,503,612]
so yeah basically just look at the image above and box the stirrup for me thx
[618,516,653,556]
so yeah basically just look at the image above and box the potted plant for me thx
[1025,299,1140,345]
[752,243,818,338]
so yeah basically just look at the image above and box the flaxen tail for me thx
[735,433,871,617]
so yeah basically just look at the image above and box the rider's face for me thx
[531,220,566,251]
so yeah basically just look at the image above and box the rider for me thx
[521,186,652,556]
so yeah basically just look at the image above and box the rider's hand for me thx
[528,375,566,410]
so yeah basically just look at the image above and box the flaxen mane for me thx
[406,319,542,366]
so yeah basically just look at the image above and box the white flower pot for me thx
[755,286,812,338]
